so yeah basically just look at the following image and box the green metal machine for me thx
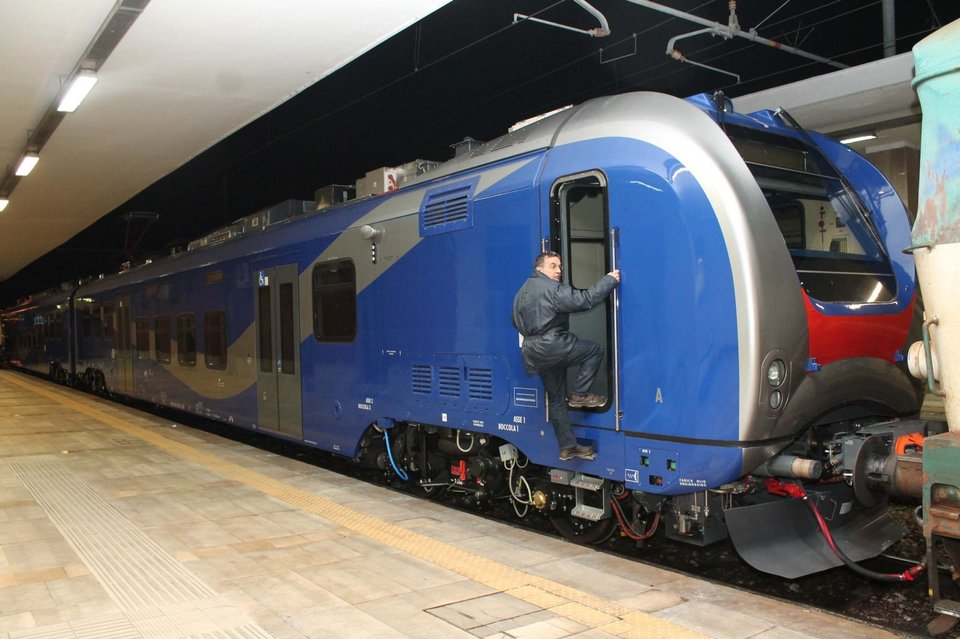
[911,17,960,633]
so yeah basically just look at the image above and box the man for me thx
[512,251,620,461]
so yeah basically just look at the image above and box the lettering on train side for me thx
[472,419,485,429]
[498,423,519,432]
[655,387,663,403]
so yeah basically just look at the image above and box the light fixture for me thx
[0,197,9,213]
[15,152,39,177]
[57,69,98,113]
[840,133,877,145]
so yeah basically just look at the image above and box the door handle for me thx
[609,227,621,431]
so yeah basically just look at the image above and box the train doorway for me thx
[550,172,619,429]
[255,263,303,438]
[115,296,134,394]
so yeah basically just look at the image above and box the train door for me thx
[255,264,303,438]
[550,172,620,429]
[115,296,135,394]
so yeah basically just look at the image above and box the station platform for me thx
[0,370,898,639]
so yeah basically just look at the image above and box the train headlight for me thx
[767,359,786,387]
[770,390,783,409]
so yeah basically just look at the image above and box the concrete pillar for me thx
[864,141,920,224]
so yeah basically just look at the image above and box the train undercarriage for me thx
[353,418,932,580]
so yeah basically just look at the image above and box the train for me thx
[1,90,929,580]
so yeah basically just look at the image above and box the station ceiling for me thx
[1,0,957,306]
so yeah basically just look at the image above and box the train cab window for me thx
[312,259,356,342]
[551,173,613,404]
[176,313,196,367]
[135,317,150,359]
[204,311,227,370]
[155,316,171,363]
[729,125,896,304]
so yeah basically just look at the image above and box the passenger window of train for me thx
[204,311,227,370]
[79,303,94,338]
[103,304,116,339]
[135,317,150,359]
[312,259,357,342]
[176,313,196,367]
[155,316,171,363]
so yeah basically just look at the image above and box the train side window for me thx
[155,316,171,363]
[135,317,150,359]
[204,311,227,370]
[312,259,356,342]
[103,304,115,339]
[258,286,273,372]
[176,313,196,367]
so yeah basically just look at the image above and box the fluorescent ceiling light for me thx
[57,70,99,112]
[0,198,9,213]
[15,152,39,176]
[840,133,877,145]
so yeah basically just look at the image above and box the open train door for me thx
[548,171,621,431]
[254,263,303,438]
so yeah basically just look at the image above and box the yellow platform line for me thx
[2,372,705,639]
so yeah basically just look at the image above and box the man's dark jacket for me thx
[512,271,618,374]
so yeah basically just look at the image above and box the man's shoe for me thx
[559,444,596,461]
[569,393,606,408]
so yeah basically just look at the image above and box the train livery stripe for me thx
[4,372,706,639]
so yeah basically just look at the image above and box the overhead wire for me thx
[75,1,947,238]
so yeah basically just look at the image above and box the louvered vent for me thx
[411,364,433,395]
[438,366,461,397]
[420,179,477,236]
[467,367,493,401]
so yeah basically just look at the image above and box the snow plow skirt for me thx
[725,498,906,579]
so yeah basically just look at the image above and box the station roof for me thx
[1,1,956,305]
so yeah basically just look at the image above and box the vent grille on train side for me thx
[406,356,505,415]
[419,178,478,236]
[411,365,432,395]
[467,367,493,401]
[438,366,461,397]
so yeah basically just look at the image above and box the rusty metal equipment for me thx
[911,17,960,632]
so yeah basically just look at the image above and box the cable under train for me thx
[1,91,931,580]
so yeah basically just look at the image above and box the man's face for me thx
[538,256,562,281]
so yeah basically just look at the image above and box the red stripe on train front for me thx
[803,291,915,367]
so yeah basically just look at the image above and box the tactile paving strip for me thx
[9,455,271,639]
[3,372,706,639]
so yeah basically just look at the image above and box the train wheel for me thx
[547,512,617,545]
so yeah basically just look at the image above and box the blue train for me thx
[1,91,925,579]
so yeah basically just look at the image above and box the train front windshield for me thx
[729,127,896,304]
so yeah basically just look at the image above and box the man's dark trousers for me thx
[538,338,603,450]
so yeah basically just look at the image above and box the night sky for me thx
[2,0,956,307]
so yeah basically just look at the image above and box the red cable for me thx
[611,497,659,541]
[767,479,925,582]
